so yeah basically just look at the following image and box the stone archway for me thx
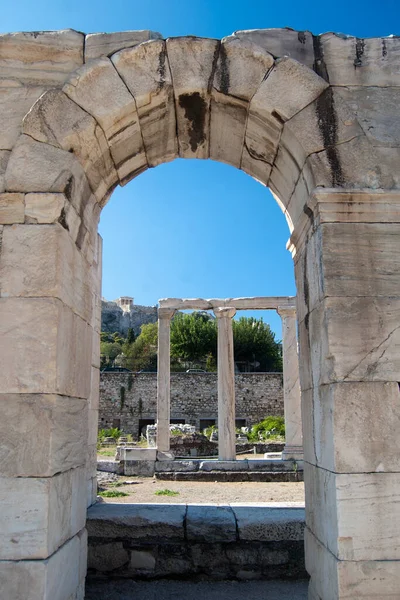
[0,29,399,600]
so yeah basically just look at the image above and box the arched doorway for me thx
[1,30,399,600]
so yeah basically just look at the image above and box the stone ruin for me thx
[0,26,399,600]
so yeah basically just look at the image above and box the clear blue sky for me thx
[2,1,397,336]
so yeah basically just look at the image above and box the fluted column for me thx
[214,307,237,461]
[157,308,175,452]
[277,306,303,460]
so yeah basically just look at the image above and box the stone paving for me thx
[85,579,309,599]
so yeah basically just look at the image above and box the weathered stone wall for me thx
[101,299,158,336]
[99,372,283,437]
[87,503,306,581]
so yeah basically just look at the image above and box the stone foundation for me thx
[87,504,306,581]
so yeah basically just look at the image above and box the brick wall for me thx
[99,372,284,438]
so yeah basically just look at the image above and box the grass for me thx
[97,448,116,457]
[154,489,180,497]
[98,490,129,498]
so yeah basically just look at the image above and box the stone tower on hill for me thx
[101,297,158,336]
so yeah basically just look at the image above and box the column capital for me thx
[213,306,236,319]
[277,306,296,318]
[158,308,176,320]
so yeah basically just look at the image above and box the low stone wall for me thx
[87,503,306,581]
[99,372,284,437]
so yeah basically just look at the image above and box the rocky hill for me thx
[101,300,158,336]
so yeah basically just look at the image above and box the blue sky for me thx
[2,1,398,336]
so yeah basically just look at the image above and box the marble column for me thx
[157,308,175,452]
[277,306,303,460]
[214,307,237,461]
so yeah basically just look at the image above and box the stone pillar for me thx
[214,307,237,461]
[0,206,92,598]
[292,189,400,600]
[157,308,175,452]
[277,306,303,461]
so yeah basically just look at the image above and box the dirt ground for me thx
[98,476,305,504]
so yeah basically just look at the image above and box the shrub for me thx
[247,416,285,441]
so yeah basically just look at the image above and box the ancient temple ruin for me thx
[0,27,399,600]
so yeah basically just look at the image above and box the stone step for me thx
[155,470,304,482]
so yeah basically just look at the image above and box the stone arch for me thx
[1,29,400,600]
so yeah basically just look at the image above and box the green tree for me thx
[232,317,282,372]
[126,327,136,344]
[123,322,158,371]
[170,312,217,363]
[100,340,124,367]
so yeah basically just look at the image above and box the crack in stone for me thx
[109,58,149,173]
[343,323,400,381]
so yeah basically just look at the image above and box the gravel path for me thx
[98,476,305,504]
[86,579,309,600]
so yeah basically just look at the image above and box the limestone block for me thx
[214,37,274,101]
[0,86,48,149]
[306,135,398,190]
[293,226,324,324]
[23,89,118,204]
[0,297,92,397]
[0,192,24,224]
[305,465,400,561]
[129,550,156,571]
[233,506,305,541]
[0,394,87,477]
[228,29,316,70]
[123,460,155,476]
[87,476,97,508]
[334,86,400,148]
[155,460,198,472]
[305,527,400,600]
[320,222,400,298]
[200,460,248,471]
[25,192,65,223]
[88,408,99,446]
[251,57,329,122]
[305,382,400,473]
[86,443,97,479]
[243,57,327,187]
[77,528,88,584]
[209,93,248,168]
[0,532,85,600]
[5,135,91,214]
[85,30,162,60]
[166,37,219,159]
[209,39,273,168]
[280,88,364,169]
[88,366,100,411]
[267,129,304,208]
[88,542,129,572]
[63,57,147,185]
[86,503,186,541]
[112,40,178,168]
[0,150,10,192]
[307,296,400,384]
[92,326,101,369]
[240,142,272,186]
[0,29,84,86]
[320,33,400,87]
[0,467,86,560]
[64,202,82,242]
[0,224,93,323]
[121,448,157,460]
[186,505,237,542]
